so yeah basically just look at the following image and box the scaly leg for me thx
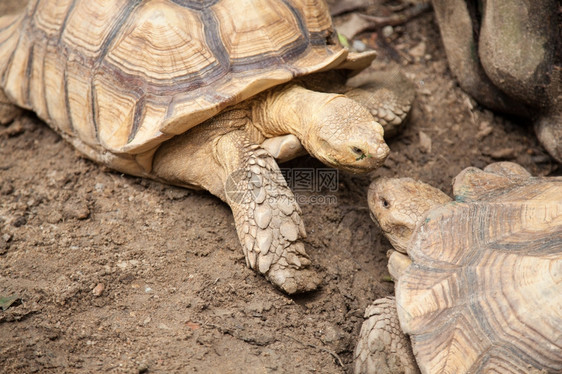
[300,70,415,138]
[153,124,319,294]
[354,297,419,374]
[345,70,415,138]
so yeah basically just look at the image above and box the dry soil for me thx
[0,1,559,373]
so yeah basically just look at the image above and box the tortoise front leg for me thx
[344,71,415,138]
[153,126,320,294]
[300,70,415,138]
[354,297,419,374]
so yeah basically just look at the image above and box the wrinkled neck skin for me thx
[252,84,333,144]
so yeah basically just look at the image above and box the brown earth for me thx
[0,1,559,373]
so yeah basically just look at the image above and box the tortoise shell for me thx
[396,173,562,373]
[0,0,374,173]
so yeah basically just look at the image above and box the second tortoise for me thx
[355,162,562,373]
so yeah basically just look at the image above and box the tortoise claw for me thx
[266,263,320,295]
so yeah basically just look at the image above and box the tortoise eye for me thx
[352,146,367,161]
[380,197,390,209]
[352,146,363,155]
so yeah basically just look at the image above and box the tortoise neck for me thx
[251,83,342,142]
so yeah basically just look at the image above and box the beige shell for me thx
[396,176,562,373]
[0,0,374,174]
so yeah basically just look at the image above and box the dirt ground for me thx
[0,1,559,373]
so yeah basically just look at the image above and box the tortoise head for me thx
[368,177,452,253]
[258,84,389,173]
[309,95,390,173]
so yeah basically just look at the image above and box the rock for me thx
[476,121,493,140]
[11,215,26,227]
[382,25,394,38]
[0,181,14,195]
[137,363,149,374]
[488,147,517,160]
[63,197,90,220]
[409,41,426,59]
[321,325,349,353]
[352,40,368,52]
[419,131,432,153]
[92,283,105,297]
[0,240,8,255]
[46,210,63,224]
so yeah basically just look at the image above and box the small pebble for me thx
[138,363,149,374]
[489,147,517,160]
[419,131,432,153]
[476,121,493,140]
[382,25,394,38]
[409,41,426,59]
[351,39,367,52]
[0,181,14,195]
[92,283,105,297]
[12,216,26,227]
[46,211,63,224]
[158,323,171,330]
[63,198,90,220]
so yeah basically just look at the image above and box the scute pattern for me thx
[0,0,362,174]
[214,0,303,64]
[106,2,212,81]
[32,0,73,37]
[396,178,562,373]
[61,0,131,58]
[291,0,333,42]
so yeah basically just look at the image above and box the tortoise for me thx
[354,162,562,373]
[431,0,561,163]
[0,0,415,294]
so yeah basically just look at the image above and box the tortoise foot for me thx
[346,70,415,138]
[354,297,419,374]
[266,261,320,295]
[225,144,319,294]
[535,113,562,164]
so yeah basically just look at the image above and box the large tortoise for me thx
[431,0,561,163]
[0,0,414,294]
[355,162,562,373]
